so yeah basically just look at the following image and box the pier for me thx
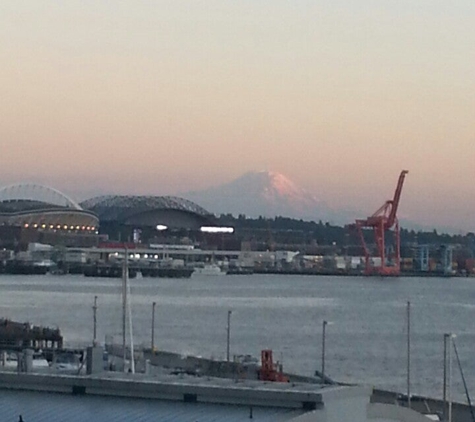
[0,319,63,350]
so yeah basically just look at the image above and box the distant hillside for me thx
[215,214,475,255]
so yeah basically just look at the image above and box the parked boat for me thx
[193,263,227,276]
[32,352,50,368]
[1,351,49,369]
[1,352,18,369]
[52,351,82,373]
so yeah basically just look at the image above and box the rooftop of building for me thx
[0,370,370,422]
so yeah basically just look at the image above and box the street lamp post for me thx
[226,310,232,362]
[448,334,455,422]
[151,302,156,352]
[407,301,411,409]
[321,320,328,382]
[443,333,449,421]
[92,295,98,346]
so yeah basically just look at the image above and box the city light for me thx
[156,225,168,231]
[200,226,234,234]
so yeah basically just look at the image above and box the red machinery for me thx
[258,350,289,382]
[355,171,408,276]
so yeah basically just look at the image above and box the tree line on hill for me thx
[216,214,475,254]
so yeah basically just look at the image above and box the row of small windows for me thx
[110,252,161,260]
[24,223,97,231]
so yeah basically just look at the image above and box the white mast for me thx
[122,249,135,374]
[127,262,135,374]
[122,249,127,372]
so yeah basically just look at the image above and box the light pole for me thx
[448,334,456,422]
[92,295,98,346]
[407,301,411,409]
[443,333,449,422]
[151,301,156,352]
[226,310,232,362]
[321,320,332,382]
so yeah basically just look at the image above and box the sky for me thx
[0,1,474,231]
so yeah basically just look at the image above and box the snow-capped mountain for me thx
[183,171,349,224]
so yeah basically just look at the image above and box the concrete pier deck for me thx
[0,370,365,410]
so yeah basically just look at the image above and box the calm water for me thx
[0,273,474,402]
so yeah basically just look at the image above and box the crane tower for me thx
[355,171,409,276]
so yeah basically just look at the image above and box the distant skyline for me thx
[1,1,473,232]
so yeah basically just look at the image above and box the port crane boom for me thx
[355,170,408,276]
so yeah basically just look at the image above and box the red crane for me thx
[355,170,409,276]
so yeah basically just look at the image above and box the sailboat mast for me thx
[121,247,135,374]
[127,265,135,374]
[122,249,128,372]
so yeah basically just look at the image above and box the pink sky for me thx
[0,1,474,231]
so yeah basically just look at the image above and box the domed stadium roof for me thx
[80,195,215,229]
[0,183,81,209]
[0,199,69,214]
[0,183,98,230]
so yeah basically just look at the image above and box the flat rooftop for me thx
[0,369,332,402]
[0,389,302,422]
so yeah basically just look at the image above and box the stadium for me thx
[80,195,215,229]
[79,195,217,244]
[0,184,218,248]
[0,183,100,248]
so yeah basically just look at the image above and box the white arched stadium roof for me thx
[0,183,81,210]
